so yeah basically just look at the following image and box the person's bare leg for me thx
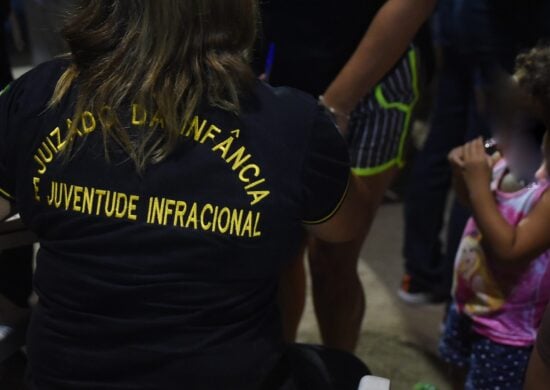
[447,365,467,390]
[278,240,307,342]
[308,168,398,351]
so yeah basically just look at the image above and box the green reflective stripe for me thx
[352,159,400,176]
[370,48,420,170]
[0,84,10,97]
[0,187,14,200]
[397,48,420,166]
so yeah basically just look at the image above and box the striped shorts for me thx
[347,46,420,176]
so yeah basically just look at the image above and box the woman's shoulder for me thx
[245,81,319,121]
[5,59,71,115]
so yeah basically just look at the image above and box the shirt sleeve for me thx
[0,83,18,201]
[301,106,351,224]
[537,304,550,368]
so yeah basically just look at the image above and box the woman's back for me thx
[0,58,350,388]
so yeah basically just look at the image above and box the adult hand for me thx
[462,137,493,191]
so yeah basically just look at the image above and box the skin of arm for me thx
[307,173,366,243]
[0,197,10,220]
[322,0,437,127]
[462,138,550,264]
[524,346,550,390]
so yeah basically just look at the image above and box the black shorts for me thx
[347,46,419,176]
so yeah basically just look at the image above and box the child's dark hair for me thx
[515,45,550,125]
[515,45,550,145]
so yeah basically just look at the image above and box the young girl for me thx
[441,46,550,390]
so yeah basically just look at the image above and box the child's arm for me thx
[463,138,550,264]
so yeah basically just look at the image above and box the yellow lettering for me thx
[128,195,139,221]
[200,124,221,144]
[46,137,58,153]
[152,197,165,225]
[184,116,208,141]
[163,199,176,225]
[37,143,55,165]
[200,204,213,230]
[212,136,234,159]
[217,207,231,234]
[115,193,129,219]
[33,177,40,202]
[238,164,260,183]
[95,189,107,215]
[186,203,198,229]
[253,212,261,237]
[34,154,47,175]
[47,181,56,205]
[248,190,271,206]
[63,183,74,210]
[104,191,116,217]
[54,183,62,208]
[149,111,165,128]
[67,118,83,137]
[132,104,147,126]
[49,127,66,151]
[244,178,266,190]
[81,111,96,134]
[98,106,114,129]
[173,201,187,227]
[230,209,243,236]
[72,186,83,212]
[227,146,251,171]
[82,186,94,215]
[147,197,153,223]
[242,212,253,237]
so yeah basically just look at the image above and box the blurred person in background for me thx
[256,0,437,351]
[23,0,75,65]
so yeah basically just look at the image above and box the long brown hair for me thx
[52,0,258,171]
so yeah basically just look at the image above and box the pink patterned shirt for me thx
[453,159,550,346]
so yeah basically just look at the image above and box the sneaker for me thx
[397,274,448,305]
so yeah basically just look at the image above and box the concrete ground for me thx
[296,202,453,390]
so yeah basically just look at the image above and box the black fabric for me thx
[0,246,33,308]
[0,0,9,22]
[257,0,384,97]
[537,304,550,368]
[0,2,12,89]
[0,60,350,389]
[261,344,370,390]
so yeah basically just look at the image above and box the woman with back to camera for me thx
[0,1,364,388]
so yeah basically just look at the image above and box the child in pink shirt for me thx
[440,46,550,390]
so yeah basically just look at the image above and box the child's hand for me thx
[463,137,493,191]
[448,146,465,170]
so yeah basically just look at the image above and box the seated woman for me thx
[0,0,366,389]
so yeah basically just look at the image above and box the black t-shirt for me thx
[258,0,384,97]
[0,60,350,389]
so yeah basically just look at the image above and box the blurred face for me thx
[492,116,545,182]
[495,75,548,182]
